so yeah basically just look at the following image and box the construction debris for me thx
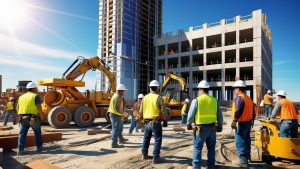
[24,160,61,169]
[86,128,110,135]
[0,132,62,150]
[0,126,13,131]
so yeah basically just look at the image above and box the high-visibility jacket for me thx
[108,93,124,116]
[133,102,141,117]
[232,93,254,122]
[181,103,188,115]
[142,92,160,119]
[264,94,273,105]
[18,92,38,115]
[195,94,217,125]
[6,101,14,111]
[279,99,298,120]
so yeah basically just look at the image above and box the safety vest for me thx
[6,101,14,111]
[18,92,38,115]
[232,93,254,122]
[263,94,273,105]
[133,102,141,117]
[108,93,124,116]
[279,99,298,120]
[181,103,188,115]
[195,94,217,125]
[142,92,160,119]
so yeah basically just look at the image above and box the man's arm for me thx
[35,95,44,120]
[216,103,223,126]
[113,96,123,114]
[187,99,197,125]
[157,96,165,119]
[270,102,282,118]
[233,96,245,122]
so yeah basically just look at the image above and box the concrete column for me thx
[235,16,240,80]
[221,19,226,100]
[203,23,208,80]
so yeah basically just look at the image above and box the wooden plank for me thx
[0,126,13,131]
[25,160,61,169]
[0,132,62,150]
[0,148,3,167]
[86,129,111,135]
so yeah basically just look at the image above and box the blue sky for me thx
[0,0,299,101]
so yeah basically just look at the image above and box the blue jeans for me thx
[235,121,251,163]
[3,110,17,125]
[181,114,187,124]
[142,121,162,158]
[109,113,123,145]
[129,115,139,133]
[264,105,272,117]
[18,117,42,150]
[193,126,216,168]
[280,120,298,138]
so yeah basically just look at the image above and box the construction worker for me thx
[187,80,223,169]
[263,90,273,117]
[269,90,299,138]
[231,80,255,166]
[140,80,166,164]
[3,97,17,125]
[129,94,144,134]
[180,98,190,124]
[17,82,43,155]
[108,84,128,148]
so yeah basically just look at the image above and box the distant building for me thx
[154,9,272,103]
[97,0,162,100]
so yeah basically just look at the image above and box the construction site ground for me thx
[1,112,300,169]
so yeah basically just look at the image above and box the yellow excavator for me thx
[38,56,116,128]
[161,71,189,117]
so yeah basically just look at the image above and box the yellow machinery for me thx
[255,120,300,164]
[38,56,116,128]
[161,72,189,117]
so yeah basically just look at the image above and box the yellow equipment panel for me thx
[38,78,85,87]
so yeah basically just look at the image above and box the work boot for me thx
[153,157,163,164]
[135,130,139,133]
[17,149,25,156]
[231,159,248,167]
[142,155,151,160]
[119,137,128,144]
[37,146,43,152]
[111,144,124,148]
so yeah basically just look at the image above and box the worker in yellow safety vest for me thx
[269,90,299,138]
[180,98,190,124]
[231,80,255,167]
[263,90,273,117]
[140,80,166,164]
[108,84,128,148]
[17,82,44,156]
[186,80,223,169]
[3,97,17,125]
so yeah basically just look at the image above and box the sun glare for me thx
[0,0,28,26]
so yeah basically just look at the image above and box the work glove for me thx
[162,120,168,127]
[216,125,223,132]
[187,124,193,130]
[231,121,237,129]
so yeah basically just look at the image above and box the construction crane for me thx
[38,56,116,128]
[161,71,189,117]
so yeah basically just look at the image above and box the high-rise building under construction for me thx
[97,0,162,100]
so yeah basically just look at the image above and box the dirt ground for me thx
[1,113,300,169]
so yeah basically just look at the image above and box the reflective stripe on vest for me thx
[279,99,298,120]
[7,102,14,110]
[142,92,160,119]
[195,94,217,125]
[181,103,188,115]
[18,92,38,115]
[263,94,273,105]
[108,93,123,116]
[231,93,253,122]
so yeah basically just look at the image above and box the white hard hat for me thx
[116,84,127,91]
[267,90,271,94]
[138,94,144,99]
[149,80,160,87]
[276,90,286,97]
[26,82,38,89]
[184,98,190,103]
[197,80,210,88]
[9,97,14,101]
[232,80,246,88]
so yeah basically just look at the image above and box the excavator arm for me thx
[63,56,116,92]
[161,72,186,92]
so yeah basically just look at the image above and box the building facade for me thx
[97,0,162,100]
[155,9,272,103]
